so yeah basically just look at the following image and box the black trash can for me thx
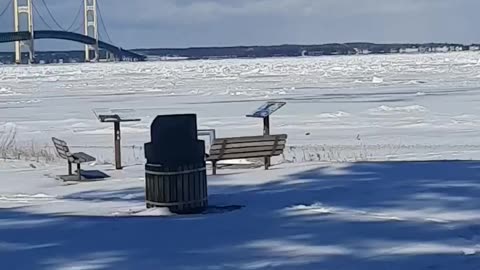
[144,114,208,214]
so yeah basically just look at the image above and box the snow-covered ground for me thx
[2,52,480,269]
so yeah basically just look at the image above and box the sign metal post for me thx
[246,101,286,169]
[94,109,141,170]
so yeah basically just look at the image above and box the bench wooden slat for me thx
[208,150,284,161]
[71,152,96,163]
[52,138,71,160]
[211,134,287,144]
[209,145,285,156]
[210,140,286,151]
[55,150,69,159]
[207,133,287,175]
[54,146,69,154]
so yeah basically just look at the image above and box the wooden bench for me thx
[207,134,287,175]
[52,137,96,181]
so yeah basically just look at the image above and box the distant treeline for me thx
[0,42,478,63]
[134,42,478,59]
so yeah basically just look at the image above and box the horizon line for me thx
[0,41,479,54]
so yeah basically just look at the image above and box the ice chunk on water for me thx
[369,105,428,113]
[317,111,350,119]
[372,77,384,83]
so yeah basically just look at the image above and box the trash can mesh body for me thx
[144,114,208,214]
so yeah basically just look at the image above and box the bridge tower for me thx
[13,0,34,64]
[84,0,99,62]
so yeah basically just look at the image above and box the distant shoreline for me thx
[1,42,479,64]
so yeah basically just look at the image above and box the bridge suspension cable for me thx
[96,0,113,44]
[0,0,13,18]
[32,1,54,30]
[70,23,82,33]
[66,0,83,32]
[38,0,65,30]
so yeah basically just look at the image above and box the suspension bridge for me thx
[0,0,146,64]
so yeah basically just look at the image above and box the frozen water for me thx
[2,52,480,163]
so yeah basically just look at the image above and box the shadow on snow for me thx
[1,160,480,269]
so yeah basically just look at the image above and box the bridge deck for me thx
[0,30,146,61]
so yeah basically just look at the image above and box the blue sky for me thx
[1,0,480,51]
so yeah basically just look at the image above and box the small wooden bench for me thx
[52,137,96,181]
[207,134,287,175]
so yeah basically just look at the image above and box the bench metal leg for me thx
[77,163,81,181]
[68,161,72,175]
[263,116,271,170]
[264,157,270,170]
[212,161,217,175]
